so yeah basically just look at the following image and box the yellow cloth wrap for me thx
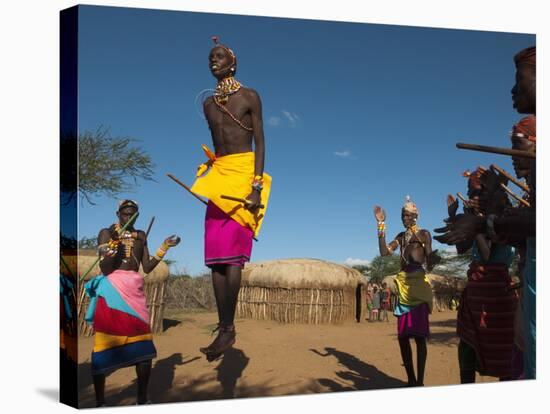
[191,146,272,236]
[394,270,434,313]
[93,332,154,353]
[60,330,78,362]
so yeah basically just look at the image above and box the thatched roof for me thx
[242,258,365,290]
[381,273,466,294]
[61,249,169,283]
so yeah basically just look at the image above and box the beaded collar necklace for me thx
[214,76,242,105]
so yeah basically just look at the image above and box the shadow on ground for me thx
[77,348,318,408]
[310,347,407,391]
[429,318,457,329]
[428,318,459,346]
[163,318,182,331]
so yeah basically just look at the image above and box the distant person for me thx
[380,282,391,322]
[450,296,459,311]
[366,286,373,321]
[371,286,381,321]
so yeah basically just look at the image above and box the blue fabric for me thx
[59,274,74,319]
[472,240,514,266]
[84,275,142,323]
[523,237,536,379]
[393,302,415,317]
[91,340,157,375]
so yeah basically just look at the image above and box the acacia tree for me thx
[62,127,155,204]
[434,250,471,278]
[367,255,401,283]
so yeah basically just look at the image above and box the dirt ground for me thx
[77,309,495,408]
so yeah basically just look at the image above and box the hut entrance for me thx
[355,284,362,322]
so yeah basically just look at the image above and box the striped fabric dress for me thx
[457,242,518,378]
[85,270,156,375]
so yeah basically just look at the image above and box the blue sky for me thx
[75,5,535,275]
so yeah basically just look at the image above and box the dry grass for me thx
[164,274,216,312]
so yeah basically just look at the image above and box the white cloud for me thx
[268,116,281,126]
[281,110,299,126]
[344,257,370,267]
[334,150,352,158]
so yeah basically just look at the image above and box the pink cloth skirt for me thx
[204,201,253,267]
[397,303,430,339]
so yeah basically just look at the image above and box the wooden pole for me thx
[500,183,531,207]
[166,173,208,205]
[456,192,471,208]
[491,164,530,193]
[456,143,536,159]
[145,216,156,238]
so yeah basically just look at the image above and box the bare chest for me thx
[205,94,251,128]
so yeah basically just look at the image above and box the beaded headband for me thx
[211,36,236,66]
[402,195,418,215]
[118,199,139,211]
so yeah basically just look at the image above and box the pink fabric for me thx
[205,201,253,267]
[107,269,150,323]
[397,303,430,338]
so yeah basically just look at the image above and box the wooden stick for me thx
[79,211,139,282]
[167,175,259,241]
[500,183,531,207]
[456,192,470,208]
[491,164,530,193]
[221,194,265,209]
[456,143,536,159]
[145,216,156,238]
[166,173,208,205]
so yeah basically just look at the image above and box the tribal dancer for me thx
[509,115,536,379]
[85,200,180,406]
[374,197,439,386]
[511,47,536,375]
[450,168,518,382]
[435,46,536,379]
[192,37,272,359]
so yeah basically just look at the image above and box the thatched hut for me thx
[61,249,169,336]
[237,258,366,324]
[381,273,466,311]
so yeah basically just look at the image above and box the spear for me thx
[167,173,207,205]
[500,183,531,207]
[221,194,265,209]
[145,216,156,238]
[79,211,139,283]
[167,173,259,242]
[490,164,530,193]
[456,143,536,159]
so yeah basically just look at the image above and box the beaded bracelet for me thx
[154,242,170,261]
[377,221,386,238]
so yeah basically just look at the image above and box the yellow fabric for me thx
[60,330,78,362]
[394,270,433,312]
[93,332,153,353]
[191,146,272,236]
